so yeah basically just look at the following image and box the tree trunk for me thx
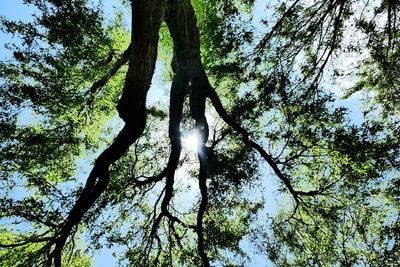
[49,1,167,265]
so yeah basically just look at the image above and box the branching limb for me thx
[196,149,210,267]
[85,43,132,107]
[89,44,132,95]
[190,77,211,267]
[188,65,211,267]
[46,0,167,265]
[166,0,213,264]
[0,236,51,248]
[207,86,326,200]
[49,124,140,266]
[150,63,188,234]
[132,168,168,186]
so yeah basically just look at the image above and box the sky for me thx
[0,1,122,265]
[0,1,277,265]
[0,1,34,59]
[0,0,365,266]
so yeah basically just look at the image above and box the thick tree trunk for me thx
[49,1,167,266]
[117,0,167,125]
[49,0,328,265]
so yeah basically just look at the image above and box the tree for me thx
[0,0,399,266]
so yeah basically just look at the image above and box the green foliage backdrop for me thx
[0,0,399,266]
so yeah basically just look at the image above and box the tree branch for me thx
[88,44,132,96]
[0,236,51,248]
[207,86,324,200]
[47,0,167,264]
[150,63,188,237]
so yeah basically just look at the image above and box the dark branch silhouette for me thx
[47,1,167,265]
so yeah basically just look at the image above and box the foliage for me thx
[0,0,399,266]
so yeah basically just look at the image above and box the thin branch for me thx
[207,86,324,199]
[88,44,131,96]
[133,168,168,186]
[79,43,132,118]
[0,236,51,248]
[254,0,302,54]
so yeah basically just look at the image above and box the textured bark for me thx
[117,0,166,125]
[164,1,324,264]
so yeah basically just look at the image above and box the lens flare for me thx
[182,131,199,152]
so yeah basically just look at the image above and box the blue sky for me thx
[0,0,34,58]
[0,0,365,266]
[0,1,122,265]
[0,2,275,265]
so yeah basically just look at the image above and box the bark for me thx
[163,64,188,216]
[164,3,325,265]
[117,0,166,124]
[151,63,189,235]
[166,0,211,265]
[45,0,325,266]
[48,1,166,265]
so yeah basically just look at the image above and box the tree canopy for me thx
[0,0,399,266]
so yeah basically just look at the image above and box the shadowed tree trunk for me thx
[48,0,167,265]
[165,1,212,264]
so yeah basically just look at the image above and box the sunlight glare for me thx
[182,131,199,152]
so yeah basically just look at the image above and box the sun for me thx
[181,131,199,152]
